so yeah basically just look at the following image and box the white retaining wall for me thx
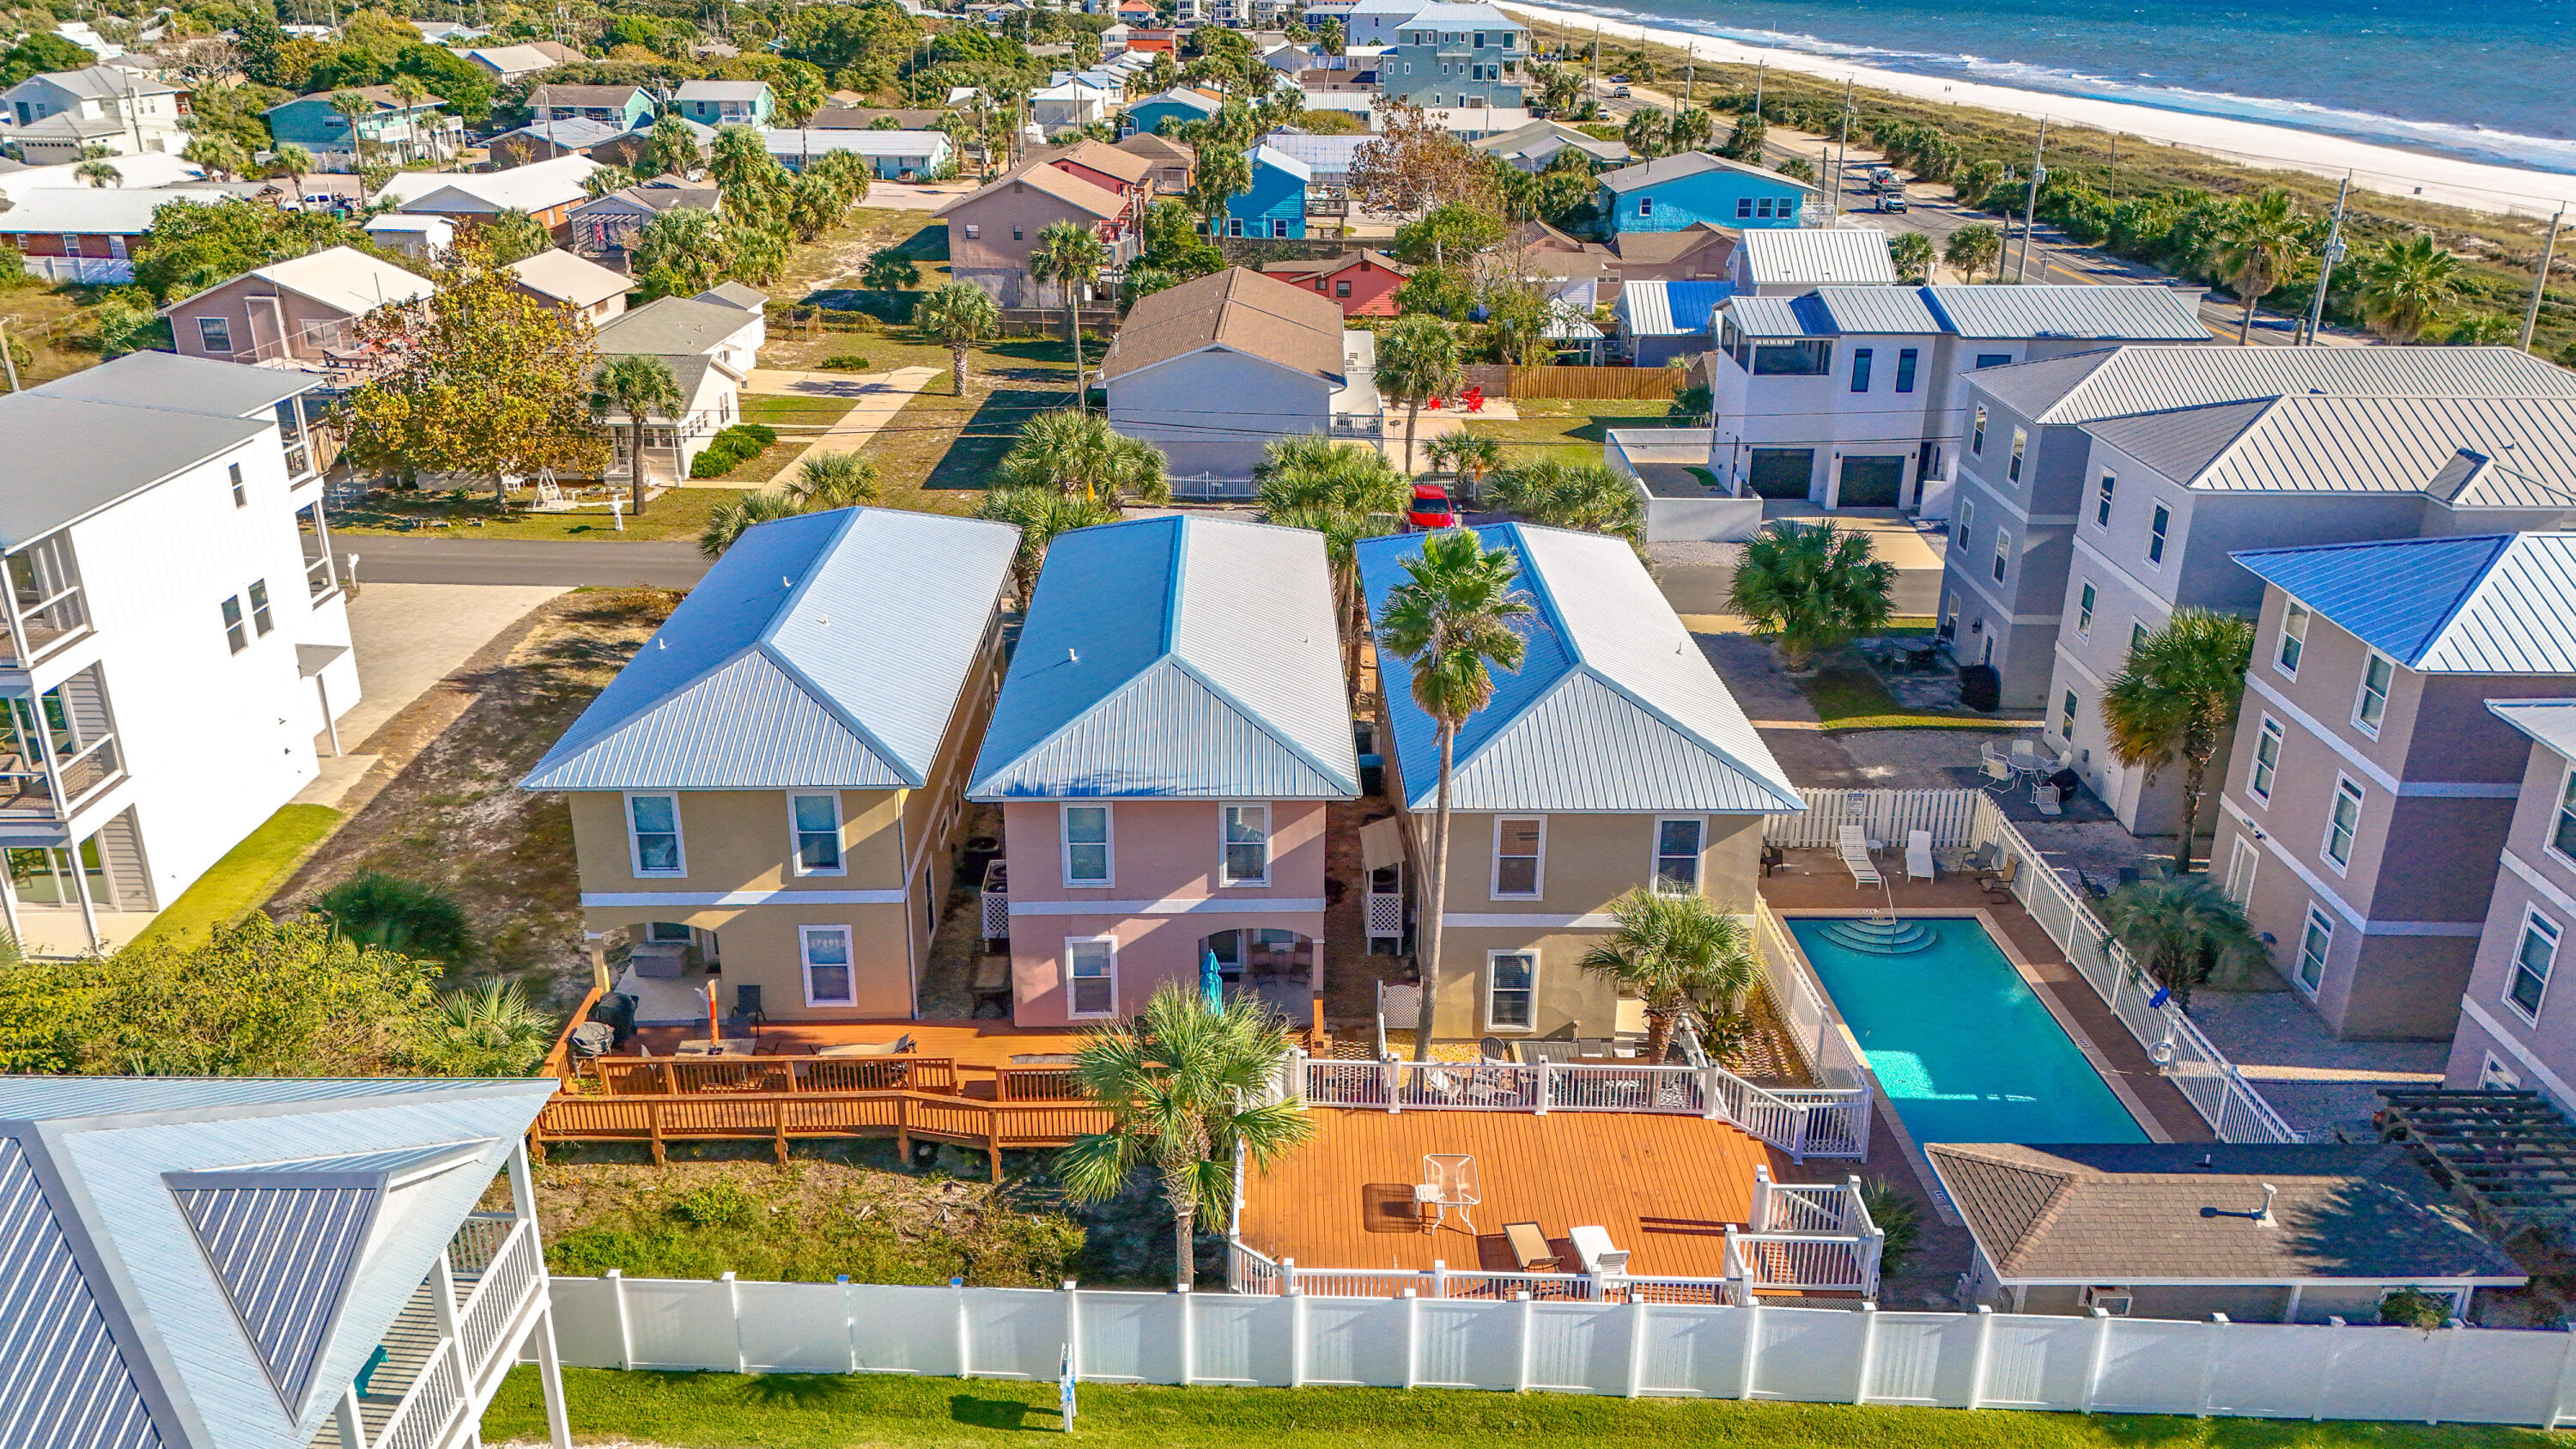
[550,1275,2576,1426]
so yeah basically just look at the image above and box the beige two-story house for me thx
[1352,523,1805,1044]
[521,506,1018,1024]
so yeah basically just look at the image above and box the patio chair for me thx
[1461,385,1485,412]
[1422,1154,1480,1233]
[1979,858,2020,898]
[1979,748,2014,791]
[2033,784,2064,818]
[1503,1221,1560,1272]
[725,983,765,1038]
[1837,825,1881,887]
[2008,739,2039,771]
[1905,829,1935,882]
[1966,843,2000,873]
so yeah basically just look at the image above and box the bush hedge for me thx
[688,423,781,479]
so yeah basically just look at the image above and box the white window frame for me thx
[2480,1052,2522,1092]
[1485,947,1537,1032]
[2276,601,2308,678]
[1490,815,1545,899]
[1218,801,1271,887]
[2094,472,2115,527]
[1955,498,1973,551]
[1066,934,1118,1019]
[625,790,686,877]
[2058,690,2077,741]
[1970,405,1986,455]
[2223,836,2258,905]
[2147,503,2171,566]
[787,790,845,877]
[2509,908,2560,1026]
[1649,815,1704,896]
[2076,581,2095,636]
[2354,650,2395,739]
[2248,715,2282,802]
[2324,776,2363,874]
[2549,762,2576,869]
[2296,905,2333,995]
[1061,802,1114,887]
[197,314,234,353]
[799,923,855,1006]
[2007,426,2026,482]
[1990,527,2008,584]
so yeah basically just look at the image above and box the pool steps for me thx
[1814,917,1939,954]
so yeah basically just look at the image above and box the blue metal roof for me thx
[1354,524,1801,813]
[0,1078,554,1449]
[522,507,1017,791]
[1618,279,1734,338]
[968,515,1360,800]
[2233,533,2576,674]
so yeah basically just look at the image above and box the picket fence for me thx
[547,1275,2576,1428]
[1766,788,1984,850]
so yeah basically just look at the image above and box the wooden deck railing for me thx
[538,983,606,1087]
[591,1055,964,1097]
[531,1089,1113,1173]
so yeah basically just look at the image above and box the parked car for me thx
[1406,483,1458,531]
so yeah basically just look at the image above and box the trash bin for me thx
[1958,664,2002,713]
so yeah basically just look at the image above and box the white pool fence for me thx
[544,1273,2576,1428]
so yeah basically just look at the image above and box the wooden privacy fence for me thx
[532,1091,1111,1172]
[1463,363,1680,401]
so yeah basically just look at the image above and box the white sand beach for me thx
[1501,0,2576,222]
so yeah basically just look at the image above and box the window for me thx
[1011,224,1024,240]
[1653,818,1703,894]
[2552,765,2576,860]
[1221,803,1270,886]
[800,925,854,1005]
[647,921,692,943]
[1066,936,1116,1016]
[2076,582,2096,635]
[2131,620,2148,656]
[2297,907,2333,993]
[2007,427,2026,482]
[2250,717,2282,801]
[1637,196,1653,218]
[2223,837,2257,904]
[197,315,234,353]
[2354,651,2394,736]
[2147,504,2170,565]
[2481,1053,2523,1092]
[1976,352,2012,368]
[628,794,683,875]
[2094,473,2115,527]
[2324,778,2362,871]
[1849,347,1872,393]
[1955,499,1973,551]
[1752,341,1832,375]
[1226,217,1245,237]
[2511,911,2559,1022]
[1492,816,1543,897]
[1755,197,1774,218]
[246,579,271,636]
[1990,528,2008,583]
[1971,405,1987,454]
[2059,690,2077,740]
[963,223,980,239]
[1735,197,1752,220]
[1895,347,1917,393]
[219,594,246,653]
[1062,804,1111,886]
[2276,603,2308,676]
[790,792,842,874]
[1334,278,1351,297]
[1486,951,1535,1030]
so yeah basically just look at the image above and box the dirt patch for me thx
[270,588,679,1011]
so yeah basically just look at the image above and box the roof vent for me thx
[1067,648,1080,663]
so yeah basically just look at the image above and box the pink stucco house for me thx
[966,514,1361,1027]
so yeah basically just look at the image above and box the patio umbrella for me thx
[1201,948,1224,1011]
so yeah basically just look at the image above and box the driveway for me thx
[744,366,943,468]
[860,179,980,211]
[295,583,567,808]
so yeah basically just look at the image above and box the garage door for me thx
[1747,448,1814,500]
[1837,454,1906,508]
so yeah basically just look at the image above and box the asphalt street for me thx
[346,537,712,588]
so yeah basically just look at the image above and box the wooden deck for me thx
[1236,1107,1794,1280]
[626,1019,1095,1071]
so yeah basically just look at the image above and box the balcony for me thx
[0,667,126,826]
[311,1211,547,1449]
[3,535,88,669]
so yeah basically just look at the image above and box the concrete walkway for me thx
[743,365,942,473]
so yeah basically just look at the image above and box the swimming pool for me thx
[1789,916,2148,1145]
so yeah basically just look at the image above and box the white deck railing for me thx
[1767,787,1984,849]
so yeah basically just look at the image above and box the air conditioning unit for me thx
[2085,1287,2133,1317]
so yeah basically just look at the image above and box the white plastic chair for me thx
[1837,825,1881,887]
[1905,829,1935,882]
[2034,784,2064,817]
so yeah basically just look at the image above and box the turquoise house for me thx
[1596,151,1816,234]
[1213,143,1310,238]
[1121,87,1218,138]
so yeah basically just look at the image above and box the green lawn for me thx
[1801,660,2036,734]
[479,1367,2550,1449]
[329,486,756,542]
[1465,400,1684,466]
[740,394,860,429]
[128,804,342,949]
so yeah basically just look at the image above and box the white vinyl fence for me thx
[1767,788,1984,850]
[548,1275,2576,1428]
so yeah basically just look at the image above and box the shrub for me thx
[689,446,744,478]
[817,353,873,370]
[2378,1288,2451,1331]
[671,1179,762,1228]
[688,424,781,478]
[1858,1178,1924,1277]
[313,871,470,962]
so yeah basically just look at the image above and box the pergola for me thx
[2379,1087,2576,1232]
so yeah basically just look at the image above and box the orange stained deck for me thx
[1237,1107,1794,1280]
[626,1020,1095,1074]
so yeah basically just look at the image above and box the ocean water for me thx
[1530,0,2576,174]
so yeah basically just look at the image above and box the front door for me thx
[1836,455,1905,508]
[1747,447,1814,500]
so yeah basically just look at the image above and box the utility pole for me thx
[1832,76,1852,221]
[1818,137,1831,216]
[2106,131,2116,204]
[2014,119,2048,283]
[1683,43,1693,108]
[2522,204,2564,351]
[1753,58,1764,118]
[2302,173,2349,345]
[1588,24,1599,95]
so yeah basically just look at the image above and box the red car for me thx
[1406,483,1458,531]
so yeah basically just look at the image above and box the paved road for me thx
[348,537,711,588]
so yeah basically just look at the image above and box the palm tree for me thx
[647,113,700,179]
[698,490,803,557]
[2100,608,2255,874]
[482,207,550,264]
[266,142,314,198]
[1375,314,1461,475]
[784,452,878,509]
[1425,430,1504,505]
[1944,222,2002,283]
[1256,433,1407,677]
[1375,529,1533,1060]
[861,247,920,294]
[1622,107,1668,161]
[1577,888,1759,1064]
[2358,234,2466,343]
[420,980,554,1075]
[1727,521,1896,669]
[631,208,734,297]
[1488,457,1645,551]
[1029,219,1108,413]
[1665,105,1714,154]
[385,74,432,162]
[914,282,1000,396]
[999,410,1170,503]
[72,159,121,187]
[1891,230,1936,283]
[976,485,1121,601]
[313,870,469,960]
[1186,143,1254,241]
[708,122,775,196]
[593,354,683,514]
[582,164,637,198]
[2098,874,2266,1013]
[1058,983,1315,1288]
[329,89,374,169]
[2210,188,2305,344]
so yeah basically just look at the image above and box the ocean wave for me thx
[1526,0,2576,174]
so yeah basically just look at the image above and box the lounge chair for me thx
[816,1033,914,1057]
[1503,1221,1560,1272]
[1905,829,1935,882]
[1979,858,2020,897]
[1837,825,1881,888]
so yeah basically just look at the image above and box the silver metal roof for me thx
[2489,698,2576,763]
[1920,283,2206,341]
[1596,149,1811,197]
[524,507,1017,791]
[968,514,1359,800]
[1735,228,1895,286]
[31,352,319,419]
[1355,524,1801,813]
[0,394,268,551]
[0,1078,553,1449]
[1978,344,2576,425]
[2237,533,2576,674]
[1719,295,1822,338]
[2087,393,2576,508]
[1812,285,1941,334]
